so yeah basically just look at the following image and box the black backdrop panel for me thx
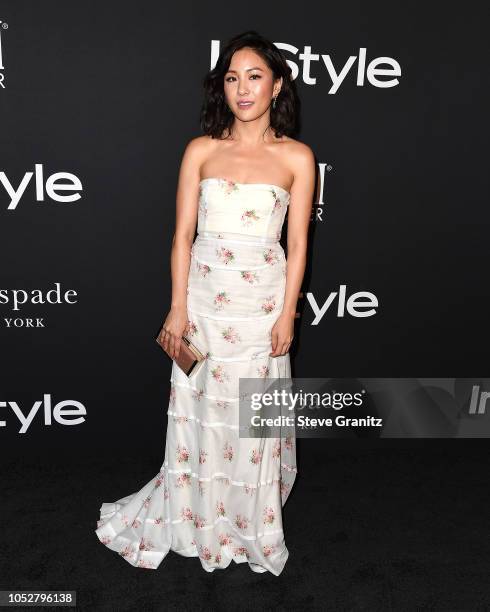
[0,1,487,452]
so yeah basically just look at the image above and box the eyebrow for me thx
[226,67,264,73]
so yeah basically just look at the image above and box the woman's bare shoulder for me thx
[183,134,216,153]
[277,137,315,185]
[280,135,314,158]
[180,135,219,169]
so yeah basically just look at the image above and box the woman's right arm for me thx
[158,136,207,360]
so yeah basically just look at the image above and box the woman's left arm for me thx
[270,144,316,357]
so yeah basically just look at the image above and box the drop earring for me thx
[272,94,278,109]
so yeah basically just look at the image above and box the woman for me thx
[95,30,315,576]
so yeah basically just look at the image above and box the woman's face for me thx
[224,48,282,122]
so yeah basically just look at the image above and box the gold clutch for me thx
[156,334,205,377]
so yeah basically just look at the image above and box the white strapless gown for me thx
[95,177,297,576]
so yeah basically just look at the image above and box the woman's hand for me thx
[157,307,189,360]
[269,312,295,357]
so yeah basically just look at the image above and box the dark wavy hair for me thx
[200,30,300,140]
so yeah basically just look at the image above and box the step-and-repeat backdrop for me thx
[0,3,486,452]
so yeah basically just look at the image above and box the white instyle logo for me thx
[0,394,87,434]
[0,164,83,210]
[468,385,490,415]
[305,286,378,323]
[210,41,401,93]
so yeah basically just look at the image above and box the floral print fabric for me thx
[95,178,297,576]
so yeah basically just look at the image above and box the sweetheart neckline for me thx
[199,177,291,197]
